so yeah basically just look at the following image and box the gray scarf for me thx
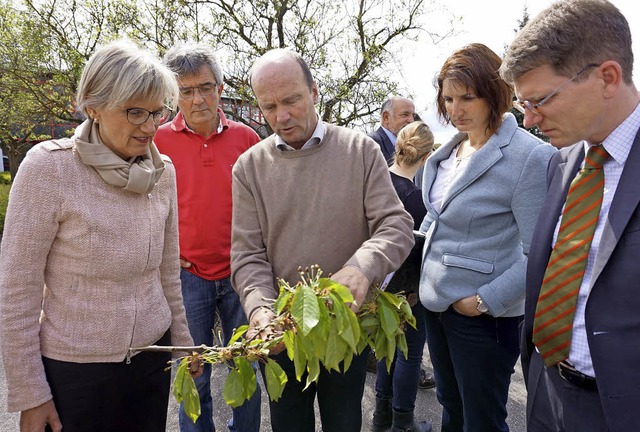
[73,119,165,195]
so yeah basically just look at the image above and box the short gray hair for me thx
[163,42,224,85]
[76,39,179,117]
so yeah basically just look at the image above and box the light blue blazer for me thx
[419,113,556,317]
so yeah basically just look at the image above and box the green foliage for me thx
[0,174,10,236]
[173,360,201,423]
[171,266,415,423]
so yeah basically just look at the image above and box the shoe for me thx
[390,410,432,432]
[367,350,378,373]
[418,369,435,389]
[371,397,392,432]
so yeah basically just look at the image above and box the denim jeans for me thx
[178,271,261,432]
[375,301,427,413]
[424,307,522,432]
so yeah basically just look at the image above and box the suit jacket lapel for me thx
[591,129,640,284]
[377,127,395,162]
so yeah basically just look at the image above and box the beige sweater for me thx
[0,138,192,412]
[231,123,415,320]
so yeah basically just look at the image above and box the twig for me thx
[128,344,209,355]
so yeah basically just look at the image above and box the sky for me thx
[394,0,639,142]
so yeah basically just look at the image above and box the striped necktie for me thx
[533,145,609,367]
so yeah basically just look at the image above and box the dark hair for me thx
[500,0,633,85]
[435,43,512,136]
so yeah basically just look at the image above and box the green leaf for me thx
[399,300,416,328]
[379,301,400,338]
[304,356,321,390]
[293,335,308,381]
[235,357,257,400]
[264,358,287,402]
[173,360,201,423]
[346,308,362,349]
[324,323,341,372]
[343,349,354,373]
[274,290,292,315]
[326,279,354,304]
[229,325,249,345]
[331,293,349,334]
[380,290,404,308]
[283,330,296,360]
[397,332,409,360]
[374,329,388,364]
[291,284,320,336]
[223,368,245,408]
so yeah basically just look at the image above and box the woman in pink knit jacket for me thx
[0,40,194,432]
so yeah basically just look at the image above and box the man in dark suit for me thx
[368,96,415,164]
[500,1,640,431]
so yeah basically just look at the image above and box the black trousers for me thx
[43,331,171,432]
[261,348,369,432]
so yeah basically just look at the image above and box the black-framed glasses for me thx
[179,82,218,100]
[125,107,171,126]
[513,63,599,115]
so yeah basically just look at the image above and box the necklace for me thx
[454,141,476,168]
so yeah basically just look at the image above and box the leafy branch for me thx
[130,265,415,423]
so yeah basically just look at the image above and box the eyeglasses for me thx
[125,107,171,126]
[179,82,218,99]
[513,63,599,115]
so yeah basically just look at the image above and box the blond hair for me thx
[394,121,434,166]
[76,39,179,117]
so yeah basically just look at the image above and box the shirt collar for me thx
[170,108,228,136]
[275,115,325,151]
[585,101,640,165]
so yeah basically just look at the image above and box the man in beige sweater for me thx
[230,49,414,432]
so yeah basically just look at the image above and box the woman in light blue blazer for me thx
[419,43,556,432]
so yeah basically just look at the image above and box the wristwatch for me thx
[476,295,489,314]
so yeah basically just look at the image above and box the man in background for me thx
[368,96,416,164]
[155,43,261,432]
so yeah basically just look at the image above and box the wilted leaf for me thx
[173,361,201,423]
[399,300,416,328]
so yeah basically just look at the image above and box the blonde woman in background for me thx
[373,121,434,432]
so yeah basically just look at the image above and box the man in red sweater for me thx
[155,43,261,432]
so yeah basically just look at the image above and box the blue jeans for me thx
[375,301,427,413]
[178,271,261,432]
[424,307,522,432]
